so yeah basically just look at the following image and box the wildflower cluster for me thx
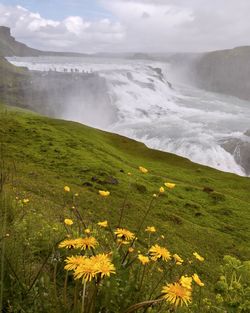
[57,167,209,313]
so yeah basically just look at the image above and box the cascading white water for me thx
[7,56,250,176]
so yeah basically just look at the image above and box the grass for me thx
[0,103,249,282]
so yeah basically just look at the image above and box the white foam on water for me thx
[7,56,250,176]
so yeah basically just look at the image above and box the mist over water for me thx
[8,56,250,177]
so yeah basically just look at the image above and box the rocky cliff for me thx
[193,46,250,101]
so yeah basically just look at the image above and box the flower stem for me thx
[63,271,68,307]
[81,280,87,313]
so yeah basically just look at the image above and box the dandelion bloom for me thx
[180,276,192,290]
[173,254,184,265]
[153,194,157,198]
[23,199,29,204]
[138,254,150,265]
[159,187,165,193]
[75,237,98,250]
[58,239,78,249]
[145,226,156,233]
[74,258,99,282]
[64,186,70,192]
[162,282,192,307]
[149,244,171,262]
[164,183,176,189]
[192,273,205,287]
[193,252,205,262]
[94,254,116,279]
[98,220,108,228]
[99,190,110,197]
[139,166,148,174]
[114,228,135,241]
[64,255,86,271]
[64,218,73,226]
[74,254,115,282]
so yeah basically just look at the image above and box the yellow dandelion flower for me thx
[180,276,192,290]
[64,255,86,271]
[128,172,132,176]
[97,220,108,228]
[74,193,79,197]
[23,198,30,204]
[159,187,165,193]
[114,228,135,241]
[99,190,110,197]
[74,258,99,282]
[93,254,116,278]
[192,273,205,287]
[164,182,176,189]
[58,239,78,249]
[84,228,91,234]
[64,218,73,226]
[75,237,98,250]
[173,254,184,265]
[153,194,157,198]
[138,254,150,265]
[145,226,156,233]
[149,244,171,262]
[64,186,70,192]
[139,166,148,173]
[193,252,205,262]
[162,282,192,307]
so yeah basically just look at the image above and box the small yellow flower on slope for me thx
[164,182,176,189]
[94,254,116,279]
[99,190,110,197]
[159,187,165,193]
[98,220,108,228]
[74,258,98,282]
[58,239,78,249]
[139,166,148,173]
[180,276,192,290]
[64,218,73,226]
[75,237,98,250]
[84,228,91,234]
[114,228,135,241]
[23,199,30,204]
[145,226,156,233]
[64,255,86,271]
[149,244,171,261]
[138,254,150,265]
[162,282,192,307]
[173,254,184,265]
[64,186,70,192]
[74,254,116,282]
[192,273,205,287]
[193,252,205,262]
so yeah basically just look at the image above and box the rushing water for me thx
[8,56,250,176]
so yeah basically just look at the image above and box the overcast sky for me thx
[1,0,250,53]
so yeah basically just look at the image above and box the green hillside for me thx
[0,102,250,310]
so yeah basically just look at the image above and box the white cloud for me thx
[0,3,125,52]
[1,1,250,52]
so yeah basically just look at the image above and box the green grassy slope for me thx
[1,104,249,288]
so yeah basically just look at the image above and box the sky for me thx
[0,0,250,53]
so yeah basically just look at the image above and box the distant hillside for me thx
[193,46,250,101]
[0,26,88,57]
